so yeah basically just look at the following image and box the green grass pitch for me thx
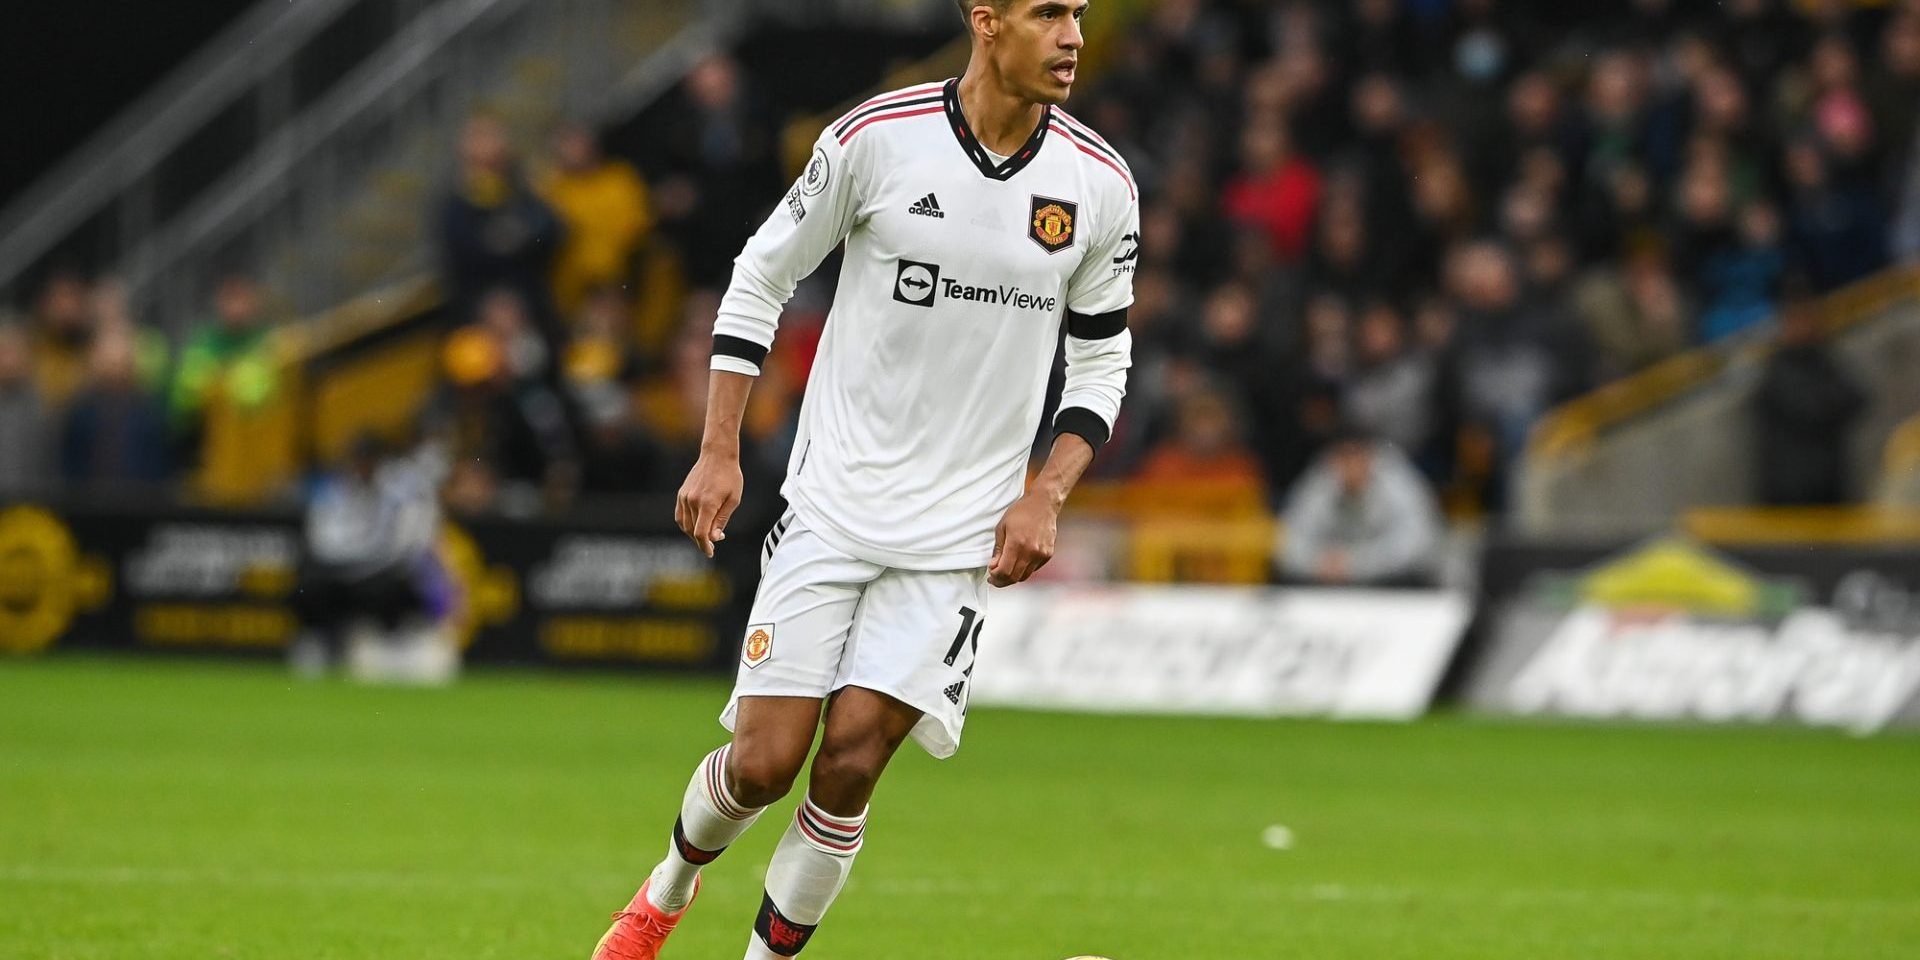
[3,656,1918,959]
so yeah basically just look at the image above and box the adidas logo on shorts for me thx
[943,681,965,704]
[907,193,945,218]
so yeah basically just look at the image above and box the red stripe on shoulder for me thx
[1053,123,1137,198]
[838,105,944,144]
[833,82,947,129]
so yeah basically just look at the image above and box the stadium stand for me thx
[4,0,1920,580]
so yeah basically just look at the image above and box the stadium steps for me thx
[203,0,1141,501]
[194,1,713,499]
[1520,265,1920,538]
[1877,411,1920,507]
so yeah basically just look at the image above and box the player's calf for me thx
[744,795,867,959]
[741,687,916,958]
[650,743,767,912]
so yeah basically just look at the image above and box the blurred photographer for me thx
[1276,428,1442,588]
[291,434,454,680]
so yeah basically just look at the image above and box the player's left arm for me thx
[989,190,1138,589]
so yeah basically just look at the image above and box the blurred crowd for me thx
[1086,0,1920,515]
[7,0,1918,553]
[0,270,278,498]
[422,0,1920,532]
[423,54,801,519]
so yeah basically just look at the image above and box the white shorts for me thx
[719,505,990,759]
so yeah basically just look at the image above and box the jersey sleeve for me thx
[1052,192,1139,452]
[711,130,865,376]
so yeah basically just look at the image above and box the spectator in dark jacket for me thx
[635,55,780,288]
[1753,291,1866,505]
[437,112,565,330]
[1783,139,1888,292]
[1699,202,1786,342]
[61,329,170,490]
[421,289,580,515]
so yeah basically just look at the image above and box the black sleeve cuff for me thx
[1052,406,1111,454]
[1066,307,1128,340]
[712,334,770,369]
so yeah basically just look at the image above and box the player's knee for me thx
[728,747,803,807]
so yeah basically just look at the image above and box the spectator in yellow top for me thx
[541,121,652,319]
[29,271,95,412]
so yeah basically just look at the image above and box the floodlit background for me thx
[2,1,1919,958]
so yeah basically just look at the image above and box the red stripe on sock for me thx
[797,814,862,853]
[797,802,864,852]
[801,800,865,832]
[706,747,751,820]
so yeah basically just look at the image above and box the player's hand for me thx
[988,494,1057,588]
[675,451,742,559]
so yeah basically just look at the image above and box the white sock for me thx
[743,795,867,958]
[646,744,764,913]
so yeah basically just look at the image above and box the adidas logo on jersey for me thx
[907,193,946,218]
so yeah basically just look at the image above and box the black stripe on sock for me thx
[754,892,819,957]
[798,805,863,844]
[672,816,725,866]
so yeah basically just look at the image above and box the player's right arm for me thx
[677,370,752,558]
[677,129,866,557]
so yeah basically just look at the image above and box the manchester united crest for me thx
[742,623,774,668]
[1029,195,1077,253]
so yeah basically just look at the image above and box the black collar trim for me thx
[942,78,1051,181]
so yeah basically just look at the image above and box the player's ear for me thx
[970,2,998,41]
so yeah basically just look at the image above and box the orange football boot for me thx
[591,876,699,960]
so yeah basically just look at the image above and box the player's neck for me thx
[955,66,1045,157]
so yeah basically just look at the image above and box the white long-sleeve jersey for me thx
[712,78,1138,571]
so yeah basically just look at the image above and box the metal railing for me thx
[0,0,734,328]
[1518,267,1920,537]
[0,0,408,313]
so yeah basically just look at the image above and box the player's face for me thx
[993,0,1088,105]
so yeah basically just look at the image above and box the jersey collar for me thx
[942,78,1051,181]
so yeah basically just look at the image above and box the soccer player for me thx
[590,1,1135,957]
